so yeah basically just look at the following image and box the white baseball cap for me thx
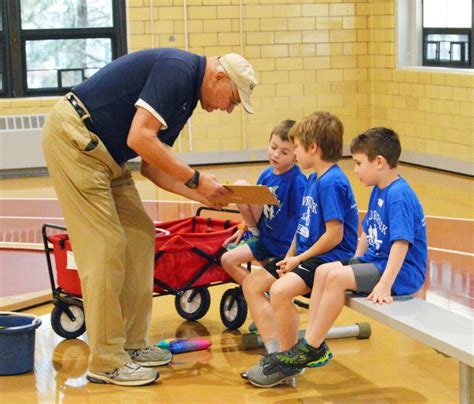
[218,53,257,114]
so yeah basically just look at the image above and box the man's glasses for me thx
[217,57,241,107]
[228,80,240,108]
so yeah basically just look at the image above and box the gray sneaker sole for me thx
[247,368,304,388]
[86,371,159,386]
[248,374,296,388]
[133,356,172,367]
[242,373,301,385]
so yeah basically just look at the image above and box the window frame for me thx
[0,3,8,96]
[422,0,474,68]
[2,0,127,98]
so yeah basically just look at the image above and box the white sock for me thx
[264,339,280,354]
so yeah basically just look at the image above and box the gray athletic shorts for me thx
[346,258,382,295]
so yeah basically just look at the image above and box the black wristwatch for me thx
[185,170,200,189]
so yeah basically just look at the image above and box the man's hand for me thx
[366,281,393,305]
[197,172,230,199]
[276,256,300,277]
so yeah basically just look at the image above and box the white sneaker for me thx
[126,346,172,367]
[86,362,158,386]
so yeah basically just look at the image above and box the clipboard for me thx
[212,185,279,206]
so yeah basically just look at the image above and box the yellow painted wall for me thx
[0,0,472,163]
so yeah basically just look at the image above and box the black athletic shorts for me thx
[263,257,327,289]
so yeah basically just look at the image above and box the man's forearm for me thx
[141,161,207,204]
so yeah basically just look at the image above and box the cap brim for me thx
[237,88,254,114]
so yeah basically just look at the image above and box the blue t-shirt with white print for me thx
[257,165,307,257]
[295,164,358,262]
[357,177,427,295]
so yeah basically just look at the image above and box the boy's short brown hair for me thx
[289,111,343,162]
[350,127,401,168]
[270,119,296,142]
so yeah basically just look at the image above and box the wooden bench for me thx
[346,295,474,404]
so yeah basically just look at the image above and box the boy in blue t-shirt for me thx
[261,127,428,387]
[244,112,359,387]
[221,120,307,285]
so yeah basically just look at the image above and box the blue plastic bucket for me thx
[0,312,42,375]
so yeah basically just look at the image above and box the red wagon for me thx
[42,207,249,339]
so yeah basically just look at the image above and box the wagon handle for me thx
[42,223,67,295]
[196,206,240,217]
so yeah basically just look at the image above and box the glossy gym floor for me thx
[0,160,472,403]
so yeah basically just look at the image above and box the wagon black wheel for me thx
[175,288,211,321]
[51,302,86,339]
[220,288,247,330]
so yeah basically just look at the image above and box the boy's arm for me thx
[277,220,343,274]
[285,235,298,258]
[367,240,409,304]
[355,232,368,257]
[298,219,343,262]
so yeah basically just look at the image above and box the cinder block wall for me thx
[365,0,473,162]
[1,0,472,166]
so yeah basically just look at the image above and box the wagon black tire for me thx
[175,288,211,321]
[51,302,86,339]
[220,288,247,330]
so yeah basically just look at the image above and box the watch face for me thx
[185,171,199,188]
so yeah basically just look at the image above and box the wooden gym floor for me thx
[0,160,472,403]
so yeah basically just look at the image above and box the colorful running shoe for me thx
[270,340,333,368]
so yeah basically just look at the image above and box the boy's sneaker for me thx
[126,346,172,367]
[247,362,304,388]
[86,362,159,386]
[270,340,333,368]
[226,231,259,250]
[240,352,274,380]
[242,353,304,384]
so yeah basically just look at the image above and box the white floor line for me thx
[428,246,473,257]
[358,209,473,222]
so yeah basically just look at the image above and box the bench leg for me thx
[460,362,473,404]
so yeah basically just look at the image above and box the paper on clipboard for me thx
[212,185,279,206]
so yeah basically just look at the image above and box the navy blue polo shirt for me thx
[72,48,206,164]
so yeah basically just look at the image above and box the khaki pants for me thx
[41,96,155,372]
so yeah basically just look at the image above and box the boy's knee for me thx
[220,252,231,269]
[325,269,346,288]
[269,282,292,303]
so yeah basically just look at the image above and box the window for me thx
[1,0,126,98]
[422,0,473,68]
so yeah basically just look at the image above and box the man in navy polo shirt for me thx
[41,49,256,386]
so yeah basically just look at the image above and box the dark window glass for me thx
[20,0,113,29]
[1,0,126,97]
[25,38,112,90]
[422,0,473,68]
